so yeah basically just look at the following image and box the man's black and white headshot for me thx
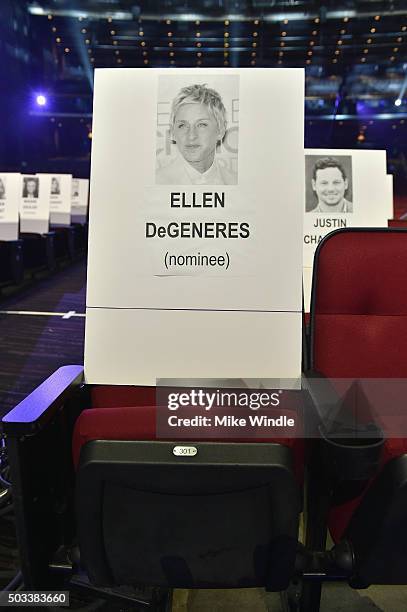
[156,76,239,185]
[22,176,39,199]
[72,179,79,199]
[0,178,6,200]
[305,155,353,213]
[51,176,61,195]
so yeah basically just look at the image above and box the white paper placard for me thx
[387,174,394,219]
[303,266,313,314]
[85,68,304,385]
[45,174,72,226]
[85,310,302,383]
[302,150,391,311]
[20,174,51,234]
[303,149,389,268]
[0,173,21,241]
[71,178,89,224]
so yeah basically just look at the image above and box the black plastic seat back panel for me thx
[76,440,300,591]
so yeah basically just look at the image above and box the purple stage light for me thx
[36,94,47,106]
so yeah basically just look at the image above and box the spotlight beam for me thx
[396,72,407,107]
[70,20,94,92]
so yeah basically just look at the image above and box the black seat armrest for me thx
[302,371,384,481]
[302,370,342,429]
[2,365,84,437]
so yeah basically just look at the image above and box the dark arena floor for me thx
[0,262,86,418]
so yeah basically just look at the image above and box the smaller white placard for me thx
[47,174,72,226]
[71,178,89,224]
[20,174,51,235]
[303,266,313,314]
[0,173,21,241]
[387,175,394,219]
[303,149,390,268]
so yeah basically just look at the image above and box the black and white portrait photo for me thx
[156,75,239,185]
[71,179,80,198]
[305,155,353,213]
[22,176,39,199]
[0,177,6,200]
[51,176,61,195]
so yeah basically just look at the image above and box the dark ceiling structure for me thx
[25,1,407,116]
[0,1,406,195]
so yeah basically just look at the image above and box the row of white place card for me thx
[0,173,89,240]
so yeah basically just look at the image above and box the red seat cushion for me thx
[73,386,157,467]
[91,385,156,408]
[73,405,156,468]
[72,386,305,483]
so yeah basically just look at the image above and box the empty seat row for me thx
[0,224,88,292]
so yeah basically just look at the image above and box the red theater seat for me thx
[71,383,305,593]
[307,227,407,591]
[2,370,307,605]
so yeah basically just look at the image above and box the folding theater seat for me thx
[305,227,407,600]
[0,239,23,288]
[20,231,56,275]
[52,227,76,265]
[71,223,88,256]
[2,371,308,608]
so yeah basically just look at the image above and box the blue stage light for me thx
[395,98,402,107]
[36,94,47,106]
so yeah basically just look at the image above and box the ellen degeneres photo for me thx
[156,83,237,186]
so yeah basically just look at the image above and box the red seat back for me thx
[311,229,407,378]
[310,228,407,542]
